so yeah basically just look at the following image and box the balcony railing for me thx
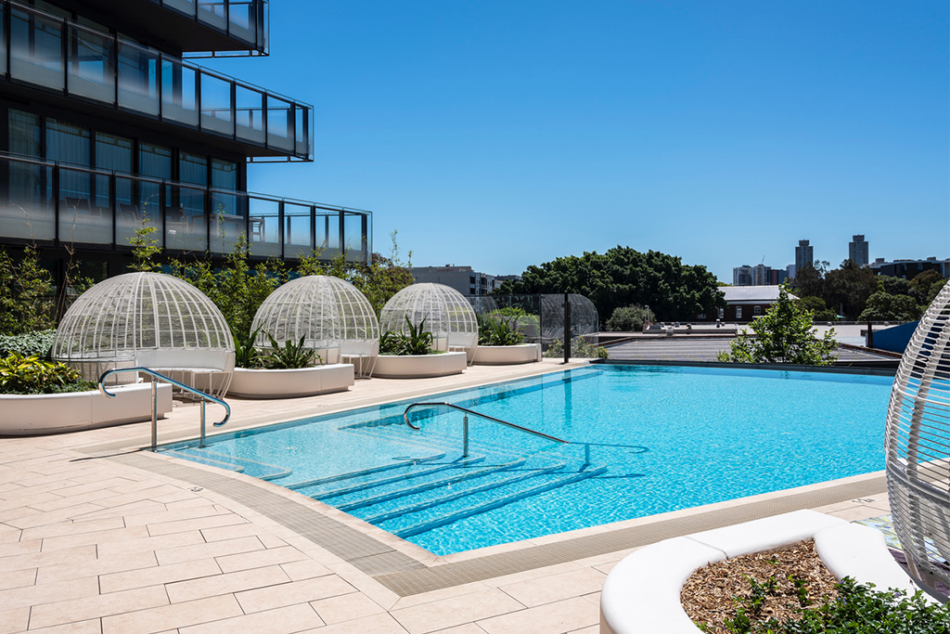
[0,153,371,263]
[0,0,309,161]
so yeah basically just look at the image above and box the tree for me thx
[788,263,824,300]
[717,286,837,365]
[605,305,656,332]
[909,270,945,303]
[858,291,920,322]
[822,260,880,320]
[795,296,836,322]
[495,246,724,322]
[0,246,56,335]
[129,216,161,273]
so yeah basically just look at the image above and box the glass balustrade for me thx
[0,0,305,160]
[0,154,372,262]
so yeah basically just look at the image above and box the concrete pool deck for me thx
[0,360,892,634]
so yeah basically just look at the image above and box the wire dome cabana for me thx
[885,282,950,598]
[379,283,478,352]
[251,275,379,374]
[52,272,235,398]
[540,293,599,342]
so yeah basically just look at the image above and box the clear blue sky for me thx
[207,1,949,283]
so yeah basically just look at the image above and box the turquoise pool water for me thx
[161,365,893,555]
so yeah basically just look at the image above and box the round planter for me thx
[372,351,468,378]
[0,383,173,436]
[227,364,354,399]
[473,343,541,365]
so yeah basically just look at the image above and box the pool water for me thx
[161,365,893,555]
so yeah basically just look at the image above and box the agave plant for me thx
[477,314,525,346]
[262,333,320,369]
[232,325,265,369]
[380,316,435,356]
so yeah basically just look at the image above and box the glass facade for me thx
[0,0,310,161]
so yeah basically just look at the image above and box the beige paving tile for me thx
[388,582,489,611]
[0,576,99,612]
[97,531,206,559]
[311,591,387,624]
[391,589,525,634]
[0,606,29,634]
[30,585,168,629]
[581,591,600,608]
[0,539,41,558]
[28,489,119,513]
[823,505,883,522]
[480,562,582,589]
[5,504,106,530]
[498,567,606,608]
[100,558,220,594]
[101,594,243,634]
[236,575,356,614]
[146,514,246,537]
[75,500,168,521]
[12,618,103,633]
[280,559,334,582]
[302,613,409,634]
[476,597,598,634]
[157,535,265,566]
[567,626,599,634]
[166,564,291,603]
[215,545,308,573]
[429,625,486,634]
[0,568,35,591]
[42,525,151,552]
[178,603,324,634]
[37,551,158,585]
[20,517,126,542]
[52,478,143,498]
[197,523,267,543]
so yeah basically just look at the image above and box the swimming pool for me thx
[161,364,893,555]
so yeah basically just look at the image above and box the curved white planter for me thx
[473,343,541,365]
[373,352,467,378]
[227,364,354,399]
[0,383,173,436]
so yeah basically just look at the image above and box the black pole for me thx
[563,292,572,362]
[866,319,874,349]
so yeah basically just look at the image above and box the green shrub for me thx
[606,305,656,332]
[477,314,525,346]
[261,334,320,369]
[0,329,57,359]
[543,337,608,359]
[380,317,435,356]
[0,353,96,395]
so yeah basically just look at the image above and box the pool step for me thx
[165,448,291,480]
[390,463,608,538]
[284,452,447,491]
[335,457,530,512]
[295,454,487,500]
[361,460,568,523]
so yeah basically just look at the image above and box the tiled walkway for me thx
[0,360,891,634]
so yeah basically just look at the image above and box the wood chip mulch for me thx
[681,540,839,633]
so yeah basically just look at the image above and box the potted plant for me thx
[373,317,467,378]
[472,314,541,365]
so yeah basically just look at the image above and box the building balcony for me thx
[54,0,268,57]
[1,0,310,161]
[0,153,372,263]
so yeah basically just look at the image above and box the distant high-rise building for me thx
[795,240,814,272]
[752,264,772,286]
[733,265,754,287]
[770,269,788,285]
[787,264,797,280]
[849,235,869,267]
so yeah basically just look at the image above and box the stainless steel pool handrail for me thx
[403,402,568,458]
[99,367,230,451]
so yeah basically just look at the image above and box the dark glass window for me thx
[95,133,132,173]
[9,109,41,158]
[211,158,237,190]
[139,142,172,179]
[179,152,207,185]
[47,119,91,167]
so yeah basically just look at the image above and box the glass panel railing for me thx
[266,96,294,152]
[247,196,280,257]
[295,105,310,158]
[10,5,64,90]
[117,40,159,115]
[164,0,197,18]
[68,24,115,104]
[0,7,6,74]
[161,57,199,126]
[197,0,227,32]
[227,0,258,46]
[0,154,371,262]
[200,72,234,135]
[235,85,265,144]
[0,156,54,241]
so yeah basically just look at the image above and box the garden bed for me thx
[0,383,173,435]
[227,364,354,399]
[373,351,467,378]
[472,343,540,365]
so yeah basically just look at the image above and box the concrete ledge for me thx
[473,344,541,365]
[600,510,919,634]
[373,352,468,378]
[0,383,173,435]
[227,364,354,399]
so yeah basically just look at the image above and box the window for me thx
[754,306,761,316]
[718,307,724,320]
[211,158,238,190]
[139,142,172,179]
[47,119,91,167]
[736,306,743,320]
[179,152,207,185]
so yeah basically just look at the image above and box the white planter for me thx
[227,364,354,399]
[0,383,173,436]
[372,352,468,378]
[473,343,541,365]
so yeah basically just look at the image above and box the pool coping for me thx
[69,360,892,598]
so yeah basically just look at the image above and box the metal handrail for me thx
[403,402,568,458]
[99,367,230,451]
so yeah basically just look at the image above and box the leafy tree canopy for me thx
[494,246,724,322]
[858,291,921,322]
[717,286,837,365]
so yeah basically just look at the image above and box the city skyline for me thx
[204,1,949,283]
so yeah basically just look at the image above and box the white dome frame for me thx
[885,282,950,598]
[52,272,235,398]
[379,283,478,353]
[251,275,379,374]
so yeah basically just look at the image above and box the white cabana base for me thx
[473,344,541,365]
[227,364,354,399]
[373,352,468,378]
[0,383,173,436]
